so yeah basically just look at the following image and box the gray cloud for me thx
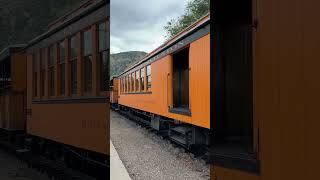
[110,0,188,53]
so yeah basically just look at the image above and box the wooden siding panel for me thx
[218,0,320,179]
[255,0,320,180]
[11,53,27,92]
[213,166,259,180]
[190,34,210,128]
[213,0,320,179]
[28,102,109,155]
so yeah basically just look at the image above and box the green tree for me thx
[164,0,210,39]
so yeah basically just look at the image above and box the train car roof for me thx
[0,44,26,62]
[117,13,210,77]
[23,0,109,50]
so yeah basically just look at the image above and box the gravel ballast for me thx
[111,110,210,180]
[0,149,50,180]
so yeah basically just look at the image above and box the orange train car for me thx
[0,45,27,133]
[110,76,119,108]
[25,1,109,178]
[212,0,320,180]
[113,14,210,149]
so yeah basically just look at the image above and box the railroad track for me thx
[0,137,96,180]
[115,108,210,164]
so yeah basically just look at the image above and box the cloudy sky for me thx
[110,0,189,54]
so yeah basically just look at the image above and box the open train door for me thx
[171,47,190,114]
[212,0,259,176]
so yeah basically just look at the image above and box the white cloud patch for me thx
[110,0,189,53]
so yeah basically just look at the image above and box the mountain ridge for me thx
[110,51,147,77]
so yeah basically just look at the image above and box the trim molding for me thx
[118,23,210,77]
[121,91,152,95]
[32,97,109,104]
[169,107,192,116]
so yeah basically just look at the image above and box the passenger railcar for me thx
[113,14,210,150]
[212,0,320,180]
[0,45,27,139]
[26,0,109,178]
[0,0,109,179]
[110,77,119,109]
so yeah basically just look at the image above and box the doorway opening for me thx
[171,47,190,115]
[213,0,257,165]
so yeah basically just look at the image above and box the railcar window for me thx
[127,75,130,92]
[140,68,144,91]
[124,76,127,92]
[135,70,139,91]
[40,49,46,97]
[48,45,55,97]
[119,79,121,93]
[59,41,65,95]
[122,78,125,93]
[128,74,130,92]
[131,72,135,92]
[123,77,125,93]
[147,65,151,90]
[122,78,124,93]
[83,29,93,94]
[122,77,126,93]
[100,50,109,91]
[33,53,38,97]
[120,78,122,93]
[98,22,109,91]
[70,35,78,95]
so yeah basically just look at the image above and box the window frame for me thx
[48,45,55,97]
[146,65,152,91]
[135,70,139,92]
[140,68,144,92]
[99,48,109,92]
[120,66,151,94]
[131,72,135,92]
[127,75,130,92]
[40,49,46,97]
[69,34,78,96]
[82,27,93,94]
[32,52,39,97]
[58,40,66,96]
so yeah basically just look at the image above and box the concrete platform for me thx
[110,140,131,180]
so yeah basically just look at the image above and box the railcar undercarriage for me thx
[113,104,210,157]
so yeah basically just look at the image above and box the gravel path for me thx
[111,110,210,180]
[0,149,50,180]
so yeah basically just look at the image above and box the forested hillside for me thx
[0,0,86,50]
[110,51,147,77]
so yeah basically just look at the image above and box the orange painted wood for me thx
[28,102,109,155]
[11,53,27,92]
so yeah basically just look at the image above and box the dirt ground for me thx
[110,110,210,180]
[0,149,50,180]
